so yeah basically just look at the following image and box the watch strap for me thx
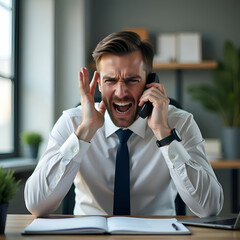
[156,134,175,147]
[156,128,181,148]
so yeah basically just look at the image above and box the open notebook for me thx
[181,211,240,230]
[22,216,191,235]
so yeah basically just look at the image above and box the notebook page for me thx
[22,216,107,234]
[107,217,191,234]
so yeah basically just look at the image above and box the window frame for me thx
[0,0,19,159]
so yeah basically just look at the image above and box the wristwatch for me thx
[156,128,182,147]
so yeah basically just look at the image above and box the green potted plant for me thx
[0,168,21,234]
[20,131,43,159]
[188,41,240,159]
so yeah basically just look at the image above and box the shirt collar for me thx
[104,110,148,139]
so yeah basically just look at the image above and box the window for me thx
[0,0,18,158]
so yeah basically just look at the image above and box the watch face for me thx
[173,129,182,141]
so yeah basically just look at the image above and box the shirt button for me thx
[56,174,60,180]
[73,148,78,153]
[170,154,176,160]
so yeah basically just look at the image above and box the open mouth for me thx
[113,102,132,114]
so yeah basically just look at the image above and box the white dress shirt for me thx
[24,104,224,217]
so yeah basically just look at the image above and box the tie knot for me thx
[116,129,133,143]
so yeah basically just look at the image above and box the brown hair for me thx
[92,31,154,75]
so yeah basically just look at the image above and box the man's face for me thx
[98,51,146,127]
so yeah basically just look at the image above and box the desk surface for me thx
[210,160,240,169]
[2,214,240,240]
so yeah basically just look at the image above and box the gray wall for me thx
[11,0,239,215]
[19,0,55,155]
[86,0,240,215]
[87,0,240,139]
[54,0,86,119]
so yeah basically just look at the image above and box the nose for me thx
[115,81,128,98]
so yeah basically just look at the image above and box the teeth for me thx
[114,102,131,106]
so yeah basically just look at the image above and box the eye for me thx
[126,78,140,85]
[104,78,117,84]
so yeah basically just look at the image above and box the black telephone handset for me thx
[138,73,159,118]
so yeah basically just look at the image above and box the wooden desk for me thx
[2,214,240,240]
[210,159,240,213]
[210,160,240,169]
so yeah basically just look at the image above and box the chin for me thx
[111,113,138,128]
[103,98,139,127]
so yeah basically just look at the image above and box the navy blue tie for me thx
[113,129,133,215]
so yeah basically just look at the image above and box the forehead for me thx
[98,51,145,76]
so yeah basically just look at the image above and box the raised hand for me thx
[138,82,171,140]
[75,68,106,142]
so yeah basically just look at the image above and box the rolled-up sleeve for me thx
[24,110,90,217]
[161,113,224,217]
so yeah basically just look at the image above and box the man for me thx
[25,31,223,217]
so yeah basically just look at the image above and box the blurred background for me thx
[0,0,239,216]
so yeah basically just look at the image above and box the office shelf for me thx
[153,60,217,70]
[153,60,218,105]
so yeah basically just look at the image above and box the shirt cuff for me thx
[59,132,91,164]
[161,140,191,169]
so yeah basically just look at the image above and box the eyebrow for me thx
[102,75,142,81]
[102,75,116,81]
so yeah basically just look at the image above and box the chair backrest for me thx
[62,97,185,215]
[62,184,75,214]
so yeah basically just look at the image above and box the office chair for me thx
[62,97,186,215]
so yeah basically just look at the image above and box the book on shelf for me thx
[22,216,191,235]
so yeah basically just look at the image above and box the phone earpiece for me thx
[138,73,159,118]
[146,73,159,84]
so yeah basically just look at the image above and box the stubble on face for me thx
[98,51,146,128]
[101,94,141,127]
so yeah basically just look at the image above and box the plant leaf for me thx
[188,40,240,127]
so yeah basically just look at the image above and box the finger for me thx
[78,69,92,103]
[146,82,163,88]
[139,86,163,103]
[90,71,99,96]
[159,83,167,96]
[139,88,169,106]
[145,85,168,102]
[81,67,89,89]
[81,68,92,95]
[147,83,167,95]
[99,101,106,115]
[78,71,84,93]
[141,94,169,108]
